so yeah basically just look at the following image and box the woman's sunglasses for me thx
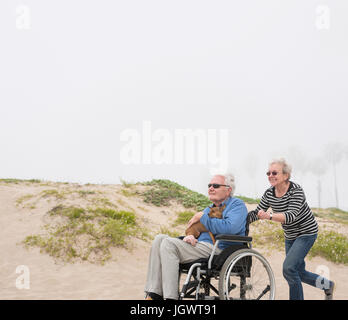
[266,171,278,176]
[208,184,230,189]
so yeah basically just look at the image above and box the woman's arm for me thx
[257,188,305,224]
[258,210,285,223]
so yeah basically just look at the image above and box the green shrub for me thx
[92,207,118,218]
[40,189,66,200]
[91,208,136,225]
[103,219,129,246]
[115,210,136,225]
[174,211,195,226]
[138,179,260,210]
[77,190,96,197]
[309,230,348,264]
[48,206,88,220]
[251,222,284,251]
[159,226,181,238]
[251,222,348,265]
[312,207,348,224]
[23,206,145,264]
[139,179,211,211]
[0,178,41,184]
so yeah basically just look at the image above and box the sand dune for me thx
[0,181,347,300]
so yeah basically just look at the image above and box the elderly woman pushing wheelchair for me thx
[249,158,335,300]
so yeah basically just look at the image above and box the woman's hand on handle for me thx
[257,210,269,220]
[258,210,286,223]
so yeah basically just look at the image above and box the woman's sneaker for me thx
[324,281,335,300]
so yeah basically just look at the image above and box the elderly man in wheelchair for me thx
[144,174,275,300]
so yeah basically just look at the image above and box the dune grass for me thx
[250,221,285,251]
[23,205,148,264]
[0,178,41,184]
[174,211,195,226]
[136,179,261,210]
[137,179,211,211]
[159,226,181,238]
[312,207,348,225]
[250,221,348,265]
[309,230,348,264]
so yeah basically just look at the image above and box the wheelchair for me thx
[178,213,276,300]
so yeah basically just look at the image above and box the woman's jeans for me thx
[283,234,330,300]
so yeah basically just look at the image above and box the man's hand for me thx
[187,211,204,228]
[183,235,198,246]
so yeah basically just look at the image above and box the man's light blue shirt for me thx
[198,196,248,250]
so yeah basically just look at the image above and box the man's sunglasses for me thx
[208,184,230,189]
[266,171,278,176]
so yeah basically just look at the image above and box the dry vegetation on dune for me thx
[1,178,348,265]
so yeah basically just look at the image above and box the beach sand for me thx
[1,182,347,300]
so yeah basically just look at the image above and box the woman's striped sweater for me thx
[249,181,318,240]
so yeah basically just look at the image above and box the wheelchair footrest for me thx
[183,280,199,292]
[202,295,220,300]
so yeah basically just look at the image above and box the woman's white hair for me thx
[216,173,235,196]
[269,158,292,181]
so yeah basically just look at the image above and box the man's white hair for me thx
[215,173,235,196]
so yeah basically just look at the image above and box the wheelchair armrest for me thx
[215,234,252,243]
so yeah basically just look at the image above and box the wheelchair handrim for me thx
[223,250,276,300]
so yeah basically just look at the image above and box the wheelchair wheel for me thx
[218,248,275,300]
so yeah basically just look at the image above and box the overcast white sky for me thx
[1,1,348,210]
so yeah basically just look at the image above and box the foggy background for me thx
[1,1,348,210]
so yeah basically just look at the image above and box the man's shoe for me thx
[324,281,335,300]
[145,292,163,300]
